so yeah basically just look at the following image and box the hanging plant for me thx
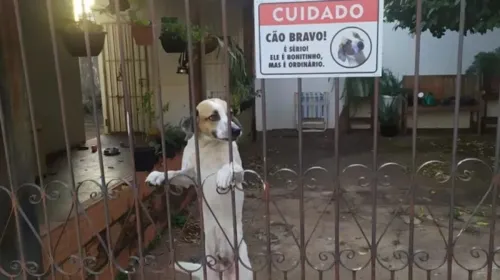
[127,3,153,46]
[159,17,218,54]
[130,20,153,46]
[213,37,259,115]
[60,19,107,57]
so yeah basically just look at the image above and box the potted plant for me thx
[378,69,405,137]
[158,124,187,159]
[379,96,402,137]
[159,17,218,54]
[213,37,259,115]
[340,76,375,116]
[126,1,153,46]
[134,91,170,172]
[60,19,107,57]
[130,19,153,46]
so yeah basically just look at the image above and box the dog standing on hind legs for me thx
[146,98,253,280]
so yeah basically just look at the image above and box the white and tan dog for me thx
[145,98,252,280]
[337,32,367,67]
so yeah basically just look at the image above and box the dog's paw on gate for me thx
[216,162,244,190]
[145,171,165,186]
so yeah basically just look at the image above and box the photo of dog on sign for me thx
[331,27,372,68]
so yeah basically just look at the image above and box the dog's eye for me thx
[208,114,219,121]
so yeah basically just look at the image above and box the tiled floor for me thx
[37,134,142,223]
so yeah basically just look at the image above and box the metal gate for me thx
[0,0,499,279]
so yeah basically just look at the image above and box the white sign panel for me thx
[254,0,383,78]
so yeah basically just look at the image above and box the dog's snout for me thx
[231,127,241,138]
[231,122,241,138]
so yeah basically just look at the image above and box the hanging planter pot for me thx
[204,36,219,54]
[60,20,106,57]
[61,31,106,57]
[131,23,153,46]
[159,32,186,53]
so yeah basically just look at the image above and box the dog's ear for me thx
[232,116,242,128]
[180,115,195,140]
[338,46,347,62]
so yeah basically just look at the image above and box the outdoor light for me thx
[176,50,189,75]
[73,0,95,21]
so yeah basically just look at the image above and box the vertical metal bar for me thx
[128,29,139,131]
[183,0,207,278]
[297,78,305,280]
[448,0,467,279]
[409,0,423,278]
[220,0,239,277]
[371,77,379,280]
[111,0,145,278]
[44,0,86,277]
[101,39,111,134]
[139,46,146,133]
[487,97,500,280]
[146,0,176,277]
[333,78,340,280]
[261,79,271,280]
[112,24,124,132]
[79,3,114,278]
[144,47,151,131]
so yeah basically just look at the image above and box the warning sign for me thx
[254,0,383,79]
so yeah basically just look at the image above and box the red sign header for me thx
[259,0,378,26]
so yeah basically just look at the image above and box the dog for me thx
[337,32,366,67]
[145,98,253,280]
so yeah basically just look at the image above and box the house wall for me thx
[156,0,245,126]
[95,0,245,132]
[20,0,85,158]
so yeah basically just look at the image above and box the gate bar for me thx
[260,79,272,280]
[111,0,146,278]
[183,0,208,278]
[448,0,467,279]
[408,0,423,279]
[297,78,306,280]
[370,77,379,280]
[333,78,341,280]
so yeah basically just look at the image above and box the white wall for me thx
[382,23,500,76]
[255,78,344,131]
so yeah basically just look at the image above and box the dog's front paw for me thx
[216,162,244,190]
[216,238,235,267]
[145,171,165,186]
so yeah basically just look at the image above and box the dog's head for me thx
[181,98,242,141]
[337,32,365,62]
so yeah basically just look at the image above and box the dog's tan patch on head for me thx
[210,98,228,114]
[196,98,226,137]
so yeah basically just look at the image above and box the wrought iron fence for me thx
[0,0,498,279]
